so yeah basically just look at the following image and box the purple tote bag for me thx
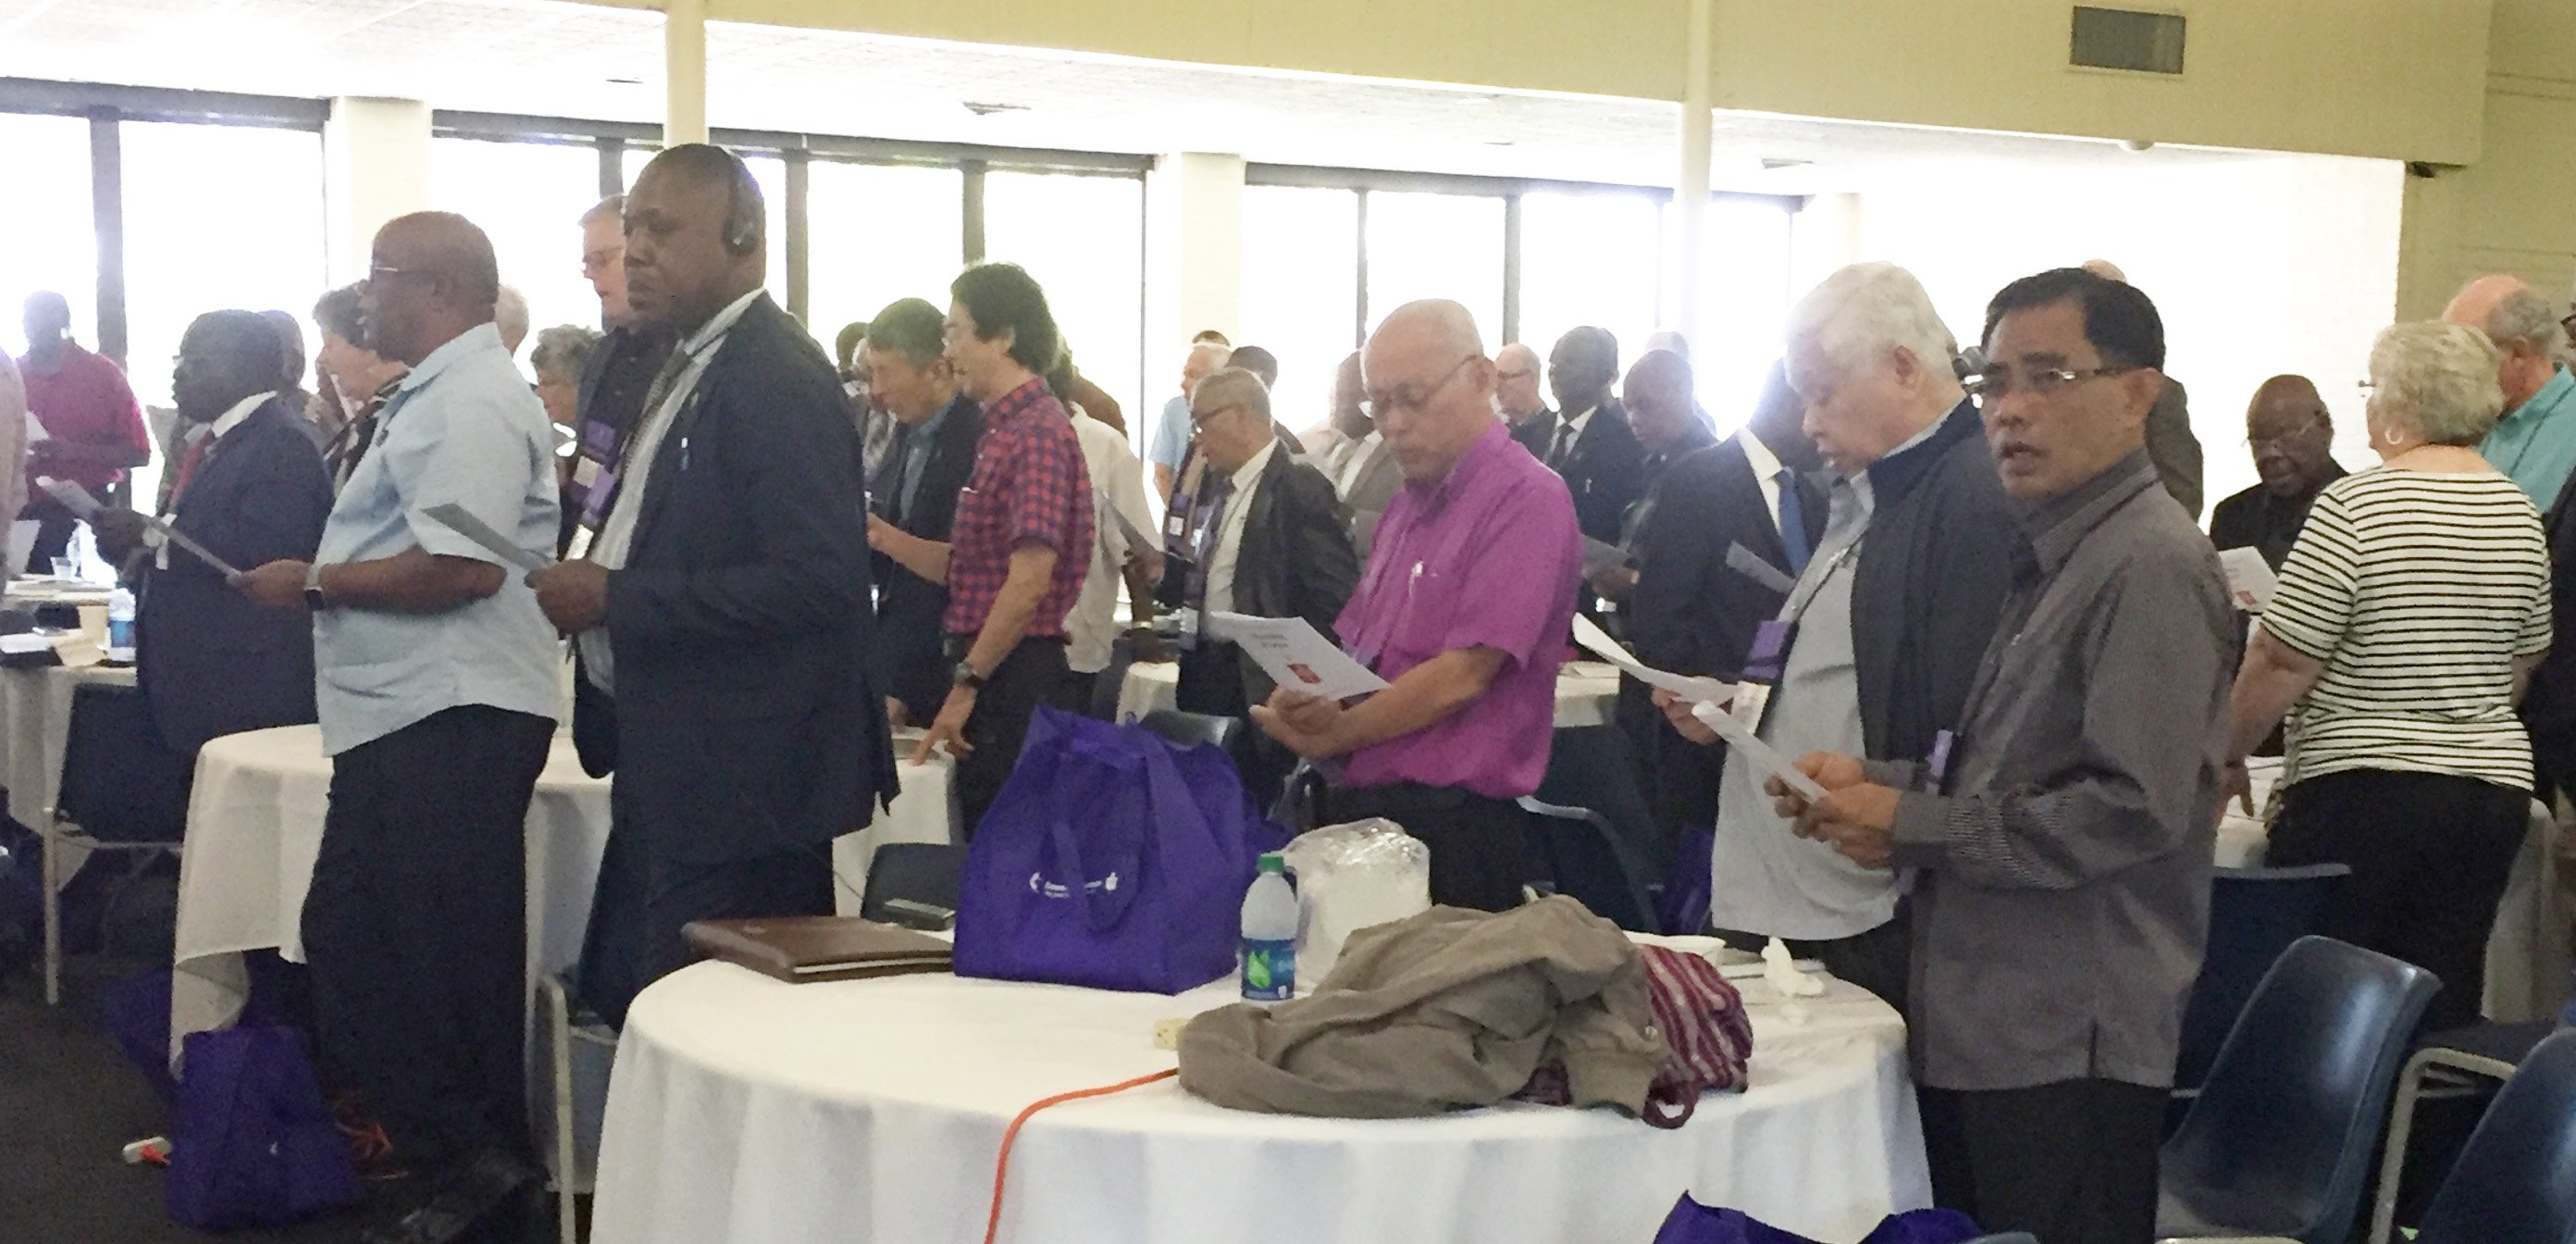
[953,706,1274,994]
[1652,1197,1981,1244]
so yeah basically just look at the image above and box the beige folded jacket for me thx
[1178,895,1666,1118]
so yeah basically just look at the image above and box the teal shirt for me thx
[2479,367,2576,513]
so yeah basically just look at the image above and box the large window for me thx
[984,169,1146,436]
[431,136,606,354]
[805,161,964,352]
[1685,198,1798,428]
[1237,185,1360,434]
[1517,190,1664,378]
[121,120,327,504]
[0,113,99,357]
[1363,191,1505,347]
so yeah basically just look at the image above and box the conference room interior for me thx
[5,1,2575,1242]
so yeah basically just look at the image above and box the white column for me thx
[1673,0,1715,350]
[1146,151,1246,367]
[664,0,709,146]
[323,97,431,284]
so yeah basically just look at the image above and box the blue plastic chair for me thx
[2176,865,2352,1094]
[1136,708,1243,755]
[2410,1028,2576,1244]
[2156,936,2440,1242]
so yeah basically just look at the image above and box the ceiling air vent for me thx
[2070,6,2186,75]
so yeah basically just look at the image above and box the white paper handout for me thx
[2216,547,2276,614]
[1689,699,1831,803]
[424,504,551,574]
[1567,614,1729,703]
[1204,612,1390,701]
[38,478,242,577]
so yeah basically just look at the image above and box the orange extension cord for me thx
[983,1069,1181,1244]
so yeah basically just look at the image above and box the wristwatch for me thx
[303,563,330,612]
[951,662,986,691]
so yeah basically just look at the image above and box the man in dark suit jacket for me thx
[1537,326,1647,545]
[94,310,332,782]
[860,298,985,728]
[1604,358,1823,842]
[1160,368,1358,803]
[532,146,898,1028]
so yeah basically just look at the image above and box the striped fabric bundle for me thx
[1516,944,1756,1127]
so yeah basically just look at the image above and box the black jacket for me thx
[573,294,898,865]
[135,397,333,753]
[1173,441,1361,709]
[870,392,985,726]
[1541,399,1647,544]
[1508,410,1555,460]
[563,325,675,555]
[2524,481,2576,797]
[1849,400,2021,766]
[1623,433,1825,682]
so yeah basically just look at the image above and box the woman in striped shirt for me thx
[2225,320,2551,1031]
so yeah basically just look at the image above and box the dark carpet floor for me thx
[0,952,561,1244]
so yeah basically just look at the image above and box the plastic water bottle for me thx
[105,586,135,652]
[1239,853,1297,1002]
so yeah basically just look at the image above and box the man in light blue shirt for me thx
[2446,274,2576,511]
[1148,333,1230,498]
[234,211,562,1238]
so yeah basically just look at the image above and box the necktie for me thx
[1549,419,1578,470]
[1183,475,1236,613]
[1775,467,1812,574]
[168,435,214,507]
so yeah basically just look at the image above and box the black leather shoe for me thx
[358,1148,537,1244]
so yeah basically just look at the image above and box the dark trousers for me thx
[1919,1078,2166,1244]
[22,493,78,573]
[950,635,1071,840]
[576,777,834,1029]
[1711,914,1911,1017]
[1616,678,1721,854]
[1175,645,1295,815]
[1326,783,1540,911]
[2268,767,2530,1032]
[301,705,552,1170]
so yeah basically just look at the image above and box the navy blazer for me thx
[1543,399,1648,545]
[135,397,332,753]
[869,392,984,726]
[1623,433,1824,684]
[576,294,898,865]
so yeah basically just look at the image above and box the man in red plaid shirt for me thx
[873,262,1093,837]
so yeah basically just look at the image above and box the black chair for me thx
[1964,1236,2038,1244]
[2175,865,2352,1096]
[1136,709,1242,755]
[2365,1018,2560,1244]
[859,842,965,931]
[43,678,193,1004]
[1517,796,1656,932]
[1531,725,1662,902]
[2156,936,2440,1244]
[2406,1028,2576,1244]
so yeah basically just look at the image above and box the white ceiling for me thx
[0,0,2280,190]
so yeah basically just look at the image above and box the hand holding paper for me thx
[1205,612,1388,701]
[1568,614,1728,703]
[43,478,242,577]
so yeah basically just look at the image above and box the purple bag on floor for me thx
[166,1025,362,1231]
[1651,1197,1981,1244]
[955,706,1277,993]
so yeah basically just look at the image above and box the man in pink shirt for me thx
[1254,299,1581,910]
[18,292,149,570]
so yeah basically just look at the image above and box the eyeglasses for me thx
[1363,355,1480,420]
[1963,364,2134,406]
[365,264,432,283]
[1190,401,1247,429]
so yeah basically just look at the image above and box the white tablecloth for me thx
[168,724,957,1057]
[592,964,1927,1244]
[0,662,137,889]
[1115,659,1623,729]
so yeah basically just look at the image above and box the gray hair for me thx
[866,297,946,367]
[1189,341,1232,369]
[580,194,625,229]
[1784,262,1957,395]
[494,285,530,349]
[2483,288,2566,357]
[2369,321,2506,447]
[528,325,601,387]
[1195,367,1270,426]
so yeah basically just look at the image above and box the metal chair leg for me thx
[41,812,61,1006]
[540,975,580,1244]
[2368,1051,2433,1244]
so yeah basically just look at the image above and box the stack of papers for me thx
[1204,613,1389,700]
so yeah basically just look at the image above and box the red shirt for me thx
[943,378,1094,639]
[20,343,148,492]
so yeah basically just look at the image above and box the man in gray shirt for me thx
[1780,268,2231,1244]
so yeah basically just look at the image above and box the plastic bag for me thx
[1278,819,1430,990]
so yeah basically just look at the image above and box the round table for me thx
[591,963,1928,1244]
[1116,659,1623,728]
[167,723,958,1057]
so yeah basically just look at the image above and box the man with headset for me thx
[530,144,897,1028]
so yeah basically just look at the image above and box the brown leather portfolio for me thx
[682,916,954,985]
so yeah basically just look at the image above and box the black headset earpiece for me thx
[719,150,760,256]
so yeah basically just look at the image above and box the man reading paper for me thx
[1252,300,1579,910]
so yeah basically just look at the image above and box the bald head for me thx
[361,211,501,366]
[1364,299,1494,481]
[1623,349,1697,454]
[2081,259,2128,283]
[1495,341,1545,422]
[2443,274,2564,410]
[1330,350,1368,437]
[2246,374,2335,497]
